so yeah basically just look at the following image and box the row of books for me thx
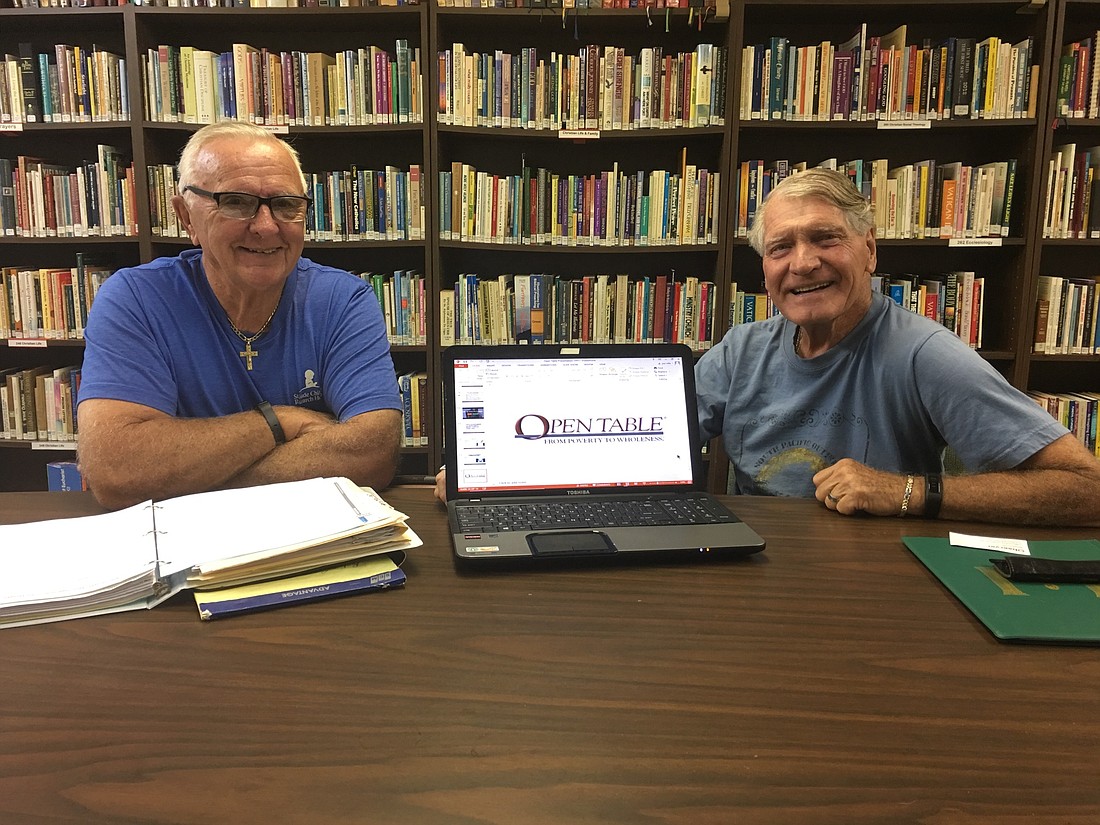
[1034,275,1100,356]
[1028,390,1100,457]
[143,41,423,127]
[874,271,985,349]
[1056,34,1100,119]
[438,272,717,351]
[1,364,80,443]
[742,27,1037,123]
[439,43,727,131]
[726,287,777,327]
[0,29,1060,128]
[1,44,129,125]
[2,265,421,347]
[0,149,138,238]
[440,159,720,247]
[397,370,428,448]
[141,0,421,5]
[1042,144,1100,240]
[436,0,718,7]
[0,258,113,340]
[2,0,420,7]
[735,157,1017,241]
[356,270,427,346]
[147,163,425,242]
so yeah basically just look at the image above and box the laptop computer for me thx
[441,343,766,563]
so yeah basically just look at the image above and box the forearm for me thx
[229,408,402,491]
[79,407,279,509]
[816,436,1100,527]
[930,468,1100,527]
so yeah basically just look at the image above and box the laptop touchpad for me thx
[528,531,617,556]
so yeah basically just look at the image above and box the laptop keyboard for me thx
[455,496,735,532]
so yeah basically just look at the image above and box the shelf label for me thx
[0,123,25,133]
[877,120,932,130]
[948,237,1003,247]
[7,338,48,348]
[261,125,290,135]
[559,129,600,140]
[31,441,77,451]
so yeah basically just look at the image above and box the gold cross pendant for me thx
[240,341,258,370]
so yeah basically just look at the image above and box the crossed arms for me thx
[77,398,402,510]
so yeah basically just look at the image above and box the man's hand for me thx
[434,469,447,504]
[812,458,918,518]
[272,405,337,440]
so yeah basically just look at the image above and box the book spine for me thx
[199,569,407,620]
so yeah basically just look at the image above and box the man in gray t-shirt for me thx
[696,167,1100,526]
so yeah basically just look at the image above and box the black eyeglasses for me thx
[183,185,312,223]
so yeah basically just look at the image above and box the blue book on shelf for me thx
[47,461,85,492]
[398,371,413,444]
[396,171,408,240]
[393,269,406,343]
[888,283,906,307]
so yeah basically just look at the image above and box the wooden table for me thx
[1,488,1098,824]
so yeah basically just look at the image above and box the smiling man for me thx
[695,167,1100,526]
[77,122,402,510]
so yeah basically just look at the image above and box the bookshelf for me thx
[722,0,1085,485]
[1,4,433,489]
[1030,0,1100,425]
[1,0,1098,493]
[431,6,737,485]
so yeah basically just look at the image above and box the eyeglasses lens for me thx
[216,193,309,222]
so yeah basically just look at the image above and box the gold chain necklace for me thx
[226,301,280,371]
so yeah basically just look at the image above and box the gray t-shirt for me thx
[695,292,1068,496]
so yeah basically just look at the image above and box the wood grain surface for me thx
[1,489,1098,824]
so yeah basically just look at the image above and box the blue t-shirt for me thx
[696,292,1068,497]
[79,248,400,420]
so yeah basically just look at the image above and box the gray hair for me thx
[747,167,874,255]
[176,122,307,193]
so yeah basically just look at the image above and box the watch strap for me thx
[255,401,286,446]
[924,473,943,519]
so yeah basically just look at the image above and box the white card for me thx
[949,532,1031,556]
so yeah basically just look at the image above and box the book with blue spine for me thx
[398,371,413,444]
[194,554,407,621]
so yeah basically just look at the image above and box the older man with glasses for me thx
[77,122,402,510]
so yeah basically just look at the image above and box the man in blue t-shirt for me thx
[78,122,402,510]
[695,167,1100,526]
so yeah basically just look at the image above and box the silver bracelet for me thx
[899,473,915,517]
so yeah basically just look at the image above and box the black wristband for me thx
[255,401,286,446]
[924,473,943,519]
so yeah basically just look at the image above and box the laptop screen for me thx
[445,345,702,496]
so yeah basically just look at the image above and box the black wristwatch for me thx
[924,473,943,519]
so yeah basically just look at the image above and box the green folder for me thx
[903,537,1100,644]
